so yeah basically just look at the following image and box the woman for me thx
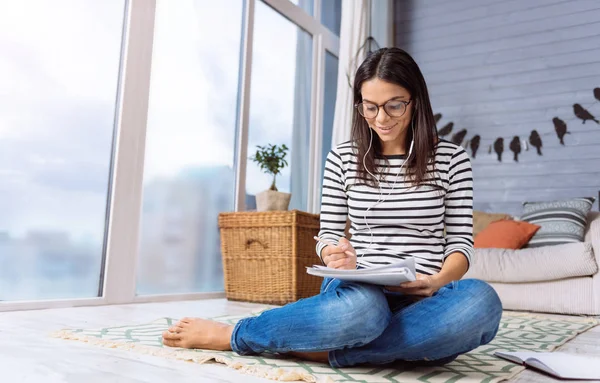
[162,47,502,368]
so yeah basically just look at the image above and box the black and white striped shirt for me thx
[316,139,474,275]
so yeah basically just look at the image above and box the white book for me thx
[495,351,600,380]
[306,258,416,286]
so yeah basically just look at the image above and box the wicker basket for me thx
[218,210,322,305]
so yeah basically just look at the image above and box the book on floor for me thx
[306,257,416,286]
[494,351,600,380]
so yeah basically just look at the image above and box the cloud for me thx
[0,0,315,240]
[0,0,124,240]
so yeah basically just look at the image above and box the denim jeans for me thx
[230,278,502,368]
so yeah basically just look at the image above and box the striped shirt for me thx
[316,139,474,275]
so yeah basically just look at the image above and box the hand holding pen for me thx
[314,236,357,270]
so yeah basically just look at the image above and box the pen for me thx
[313,236,356,257]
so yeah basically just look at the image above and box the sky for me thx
[145,0,301,192]
[0,0,309,244]
[0,0,125,242]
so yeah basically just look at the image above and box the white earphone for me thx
[357,117,416,261]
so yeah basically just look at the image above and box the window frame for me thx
[0,0,341,312]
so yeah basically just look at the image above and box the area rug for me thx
[52,311,598,383]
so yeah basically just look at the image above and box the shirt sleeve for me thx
[444,147,474,269]
[315,149,348,262]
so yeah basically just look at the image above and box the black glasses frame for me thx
[355,98,412,118]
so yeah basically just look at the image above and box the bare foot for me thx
[288,351,330,364]
[162,317,233,350]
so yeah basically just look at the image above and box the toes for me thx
[162,330,182,341]
[168,325,182,333]
[162,338,180,348]
[180,317,193,324]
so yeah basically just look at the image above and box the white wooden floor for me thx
[1,299,599,383]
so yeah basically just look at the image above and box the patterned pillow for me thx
[520,197,595,248]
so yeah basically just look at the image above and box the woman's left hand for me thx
[385,273,442,297]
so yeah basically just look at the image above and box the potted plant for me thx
[250,143,291,211]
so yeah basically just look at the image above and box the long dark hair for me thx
[351,47,438,186]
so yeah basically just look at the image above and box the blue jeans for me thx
[230,278,502,368]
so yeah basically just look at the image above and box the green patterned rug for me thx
[52,311,598,383]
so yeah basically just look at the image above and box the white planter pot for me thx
[256,190,292,212]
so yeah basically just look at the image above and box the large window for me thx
[0,0,341,309]
[0,0,125,301]
[136,0,243,295]
[321,0,342,36]
[245,1,313,211]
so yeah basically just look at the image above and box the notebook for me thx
[494,351,600,380]
[306,258,416,286]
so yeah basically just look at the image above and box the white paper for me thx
[495,351,600,380]
[306,258,416,286]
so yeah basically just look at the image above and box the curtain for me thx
[331,0,370,147]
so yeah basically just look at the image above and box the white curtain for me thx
[331,0,370,147]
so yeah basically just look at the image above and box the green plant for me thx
[250,144,289,191]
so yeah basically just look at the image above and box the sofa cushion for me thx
[465,242,598,283]
[521,197,595,248]
[488,278,597,315]
[473,211,512,237]
[474,220,540,249]
[584,211,600,242]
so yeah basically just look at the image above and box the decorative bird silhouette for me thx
[529,130,543,155]
[451,129,468,146]
[470,135,481,158]
[552,117,570,145]
[437,122,453,137]
[493,138,504,162]
[594,87,600,102]
[434,113,442,124]
[509,136,521,162]
[573,103,599,124]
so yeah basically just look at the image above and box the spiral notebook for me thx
[306,258,416,286]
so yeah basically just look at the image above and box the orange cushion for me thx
[473,211,512,237]
[474,220,541,249]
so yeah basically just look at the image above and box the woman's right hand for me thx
[322,238,357,270]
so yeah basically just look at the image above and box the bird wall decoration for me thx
[436,87,599,162]
[528,130,543,155]
[451,129,468,146]
[493,138,504,162]
[509,136,521,162]
[552,117,569,145]
[437,122,453,137]
[573,104,599,124]
[470,135,481,158]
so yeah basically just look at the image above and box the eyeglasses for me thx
[355,98,412,119]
